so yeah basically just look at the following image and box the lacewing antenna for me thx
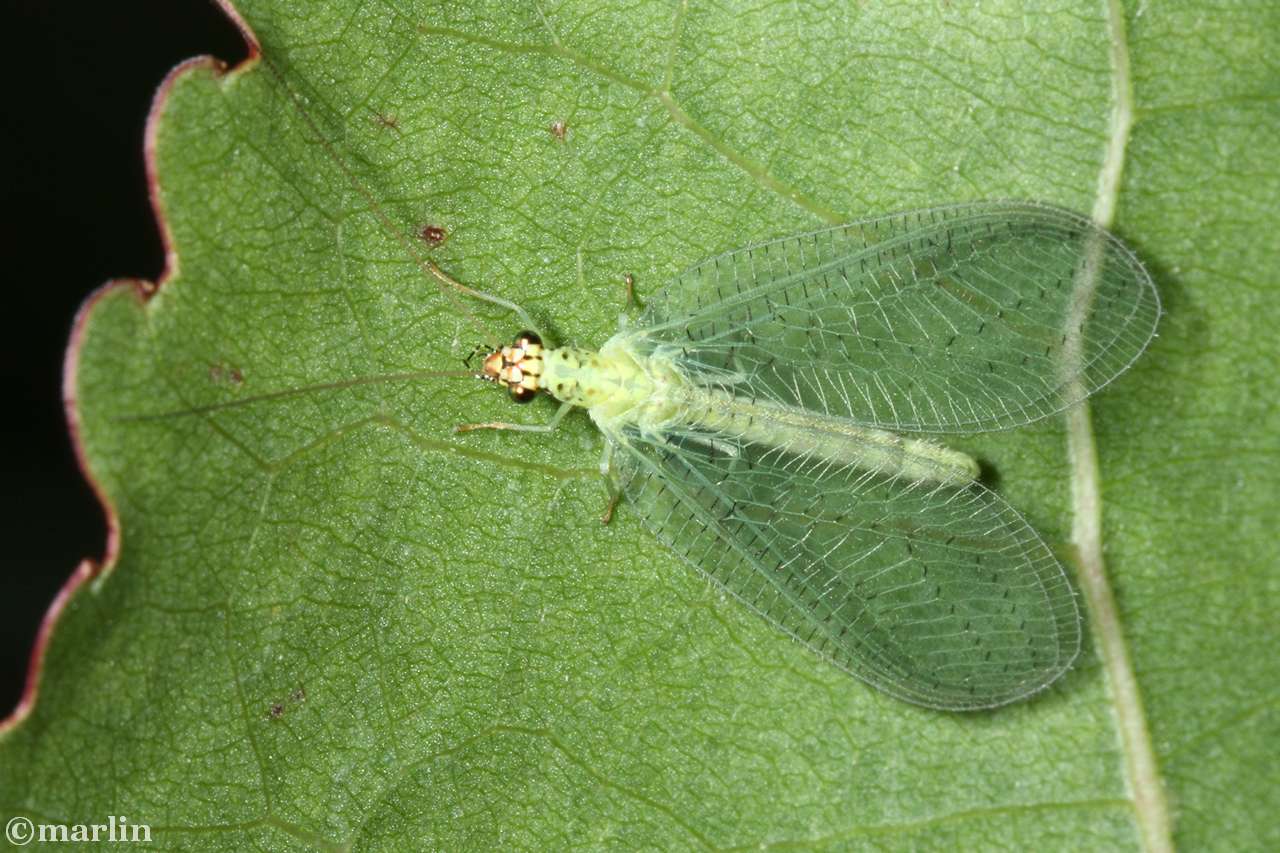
[117,368,477,422]
[257,53,539,348]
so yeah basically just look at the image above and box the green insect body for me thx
[529,339,980,486]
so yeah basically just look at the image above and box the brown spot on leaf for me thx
[208,363,245,385]
[420,225,447,246]
[549,120,568,142]
[268,685,306,720]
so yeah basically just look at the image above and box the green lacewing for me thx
[162,58,1160,710]
[463,202,1158,709]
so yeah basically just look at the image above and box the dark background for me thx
[2,3,245,717]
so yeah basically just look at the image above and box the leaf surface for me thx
[3,1,1276,849]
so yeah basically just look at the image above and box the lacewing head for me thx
[476,331,544,403]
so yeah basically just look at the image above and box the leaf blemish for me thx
[372,111,400,132]
[208,363,244,385]
[419,224,448,246]
[267,686,306,720]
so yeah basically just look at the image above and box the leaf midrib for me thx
[1071,1,1174,850]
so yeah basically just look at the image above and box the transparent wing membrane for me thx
[613,424,1080,710]
[636,201,1159,433]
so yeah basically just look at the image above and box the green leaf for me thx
[4,1,1277,849]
